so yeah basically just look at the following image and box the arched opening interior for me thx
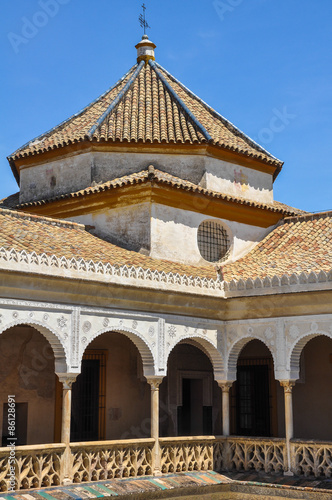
[160,342,221,437]
[66,332,150,442]
[0,326,55,446]
[293,335,332,441]
[230,339,281,437]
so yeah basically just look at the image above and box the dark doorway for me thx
[177,378,212,436]
[236,364,271,437]
[71,359,100,442]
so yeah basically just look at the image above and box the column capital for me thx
[280,380,296,393]
[217,381,233,392]
[146,376,164,390]
[57,373,77,389]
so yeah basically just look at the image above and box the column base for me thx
[62,478,73,486]
[153,467,162,476]
[283,470,294,477]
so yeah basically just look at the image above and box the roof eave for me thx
[9,135,284,173]
[8,157,20,185]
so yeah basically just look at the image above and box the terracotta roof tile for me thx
[223,212,332,280]
[0,208,217,279]
[9,62,282,170]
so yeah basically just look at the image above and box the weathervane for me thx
[139,3,151,35]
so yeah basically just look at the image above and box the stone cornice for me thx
[0,246,331,298]
[223,271,332,296]
[0,247,223,297]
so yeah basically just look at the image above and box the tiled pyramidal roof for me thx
[9,60,282,167]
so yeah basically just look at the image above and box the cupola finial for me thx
[136,4,156,64]
[139,3,150,36]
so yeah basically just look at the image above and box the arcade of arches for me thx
[1,326,331,447]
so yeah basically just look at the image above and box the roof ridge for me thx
[155,62,281,164]
[0,207,86,230]
[149,60,212,142]
[8,64,138,160]
[283,210,332,223]
[88,61,145,138]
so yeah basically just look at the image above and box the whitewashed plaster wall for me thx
[19,153,92,204]
[92,153,274,203]
[69,202,272,265]
[201,158,273,203]
[19,151,274,204]
[92,151,206,186]
[70,203,151,253]
[149,204,273,265]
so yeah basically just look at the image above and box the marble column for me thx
[218,382,233,436]
[280,380,296,476]
[57,374,77,485]
[147,377,163,476]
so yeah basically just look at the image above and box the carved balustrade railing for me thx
[2,437,332,491]
[291,439,332,478]
[159,436,217,473]
[70,439,154,483]
[0,443,65,492]
[224,437,286,474]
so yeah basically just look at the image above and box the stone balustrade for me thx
[70,439,154,483]
[225,437,285,474]
[159,436,216,473]
[1,437,332,491]
[0,443,65,491]
[291,439,332,478]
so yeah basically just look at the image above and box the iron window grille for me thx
[197,221,230,263]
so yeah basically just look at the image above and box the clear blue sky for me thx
[1,0,331,212]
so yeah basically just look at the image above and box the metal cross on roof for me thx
[139,3,151,35]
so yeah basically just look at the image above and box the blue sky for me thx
[1,0,331,212]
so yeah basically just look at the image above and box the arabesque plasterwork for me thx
[0,298,331,382]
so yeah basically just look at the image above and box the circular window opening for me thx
[197,221,230,263]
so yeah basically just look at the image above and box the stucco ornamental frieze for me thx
[1,298,331,382]
[167,325,177,338]
[82,321,92,333]
[264,327,276,348]
[148,326,155,337]
[0,300,74,374]
[165,323,219,352]
[224,320,281,379]
[0,303,72,341]
[285,317,332,377]
[285,318,332,350]
[57,315,68,329]
[76,312,160,376]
